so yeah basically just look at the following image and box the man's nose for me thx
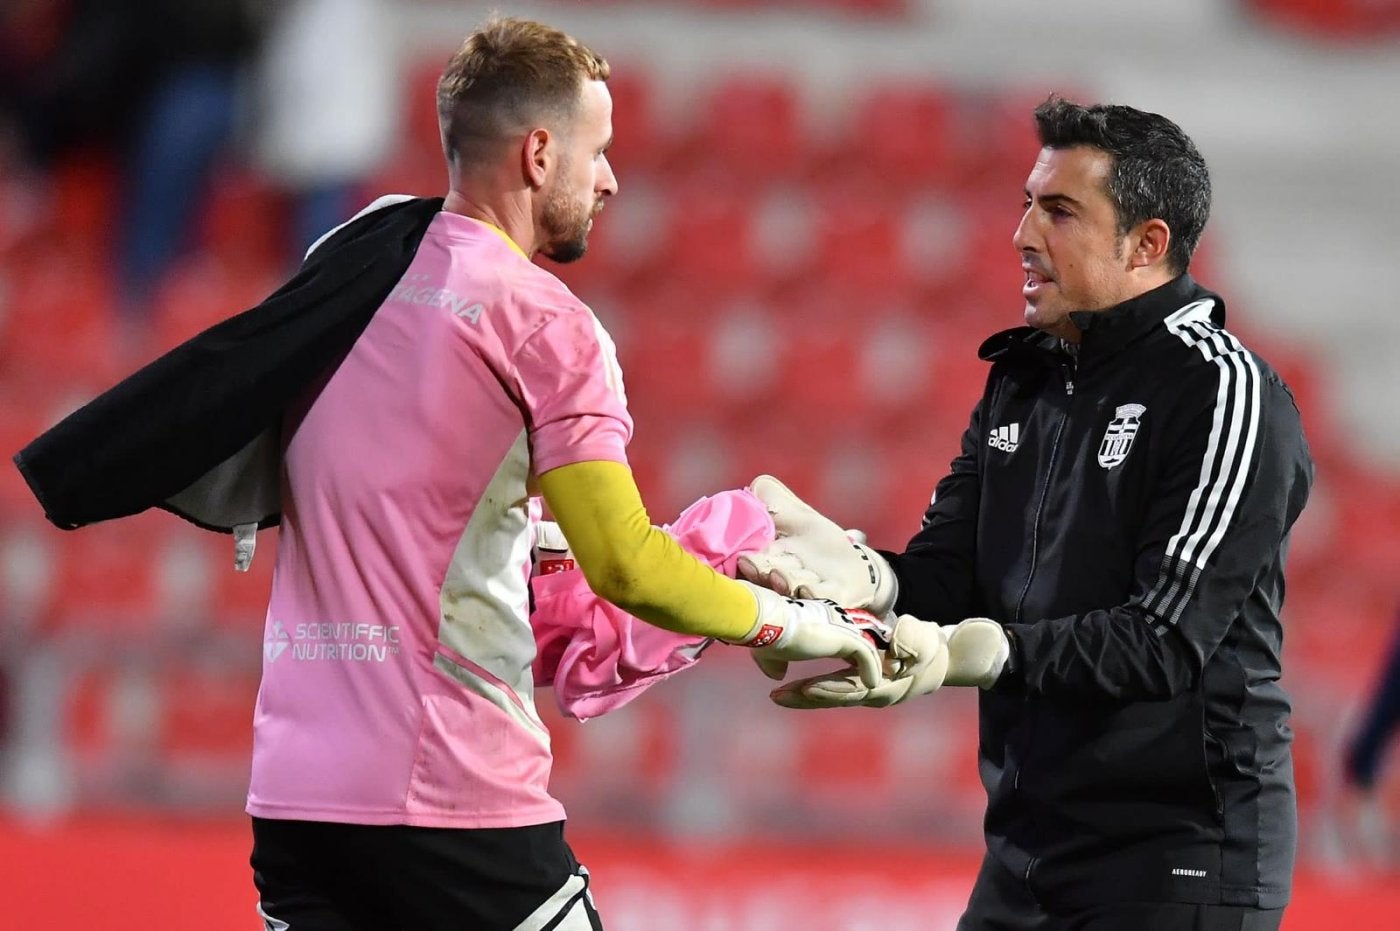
[599,155,618,197]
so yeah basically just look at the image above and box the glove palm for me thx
[737,475,897,615]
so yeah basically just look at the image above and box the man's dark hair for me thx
[1034,96,1211,275]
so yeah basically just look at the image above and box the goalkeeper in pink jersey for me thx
[245,16,882,931]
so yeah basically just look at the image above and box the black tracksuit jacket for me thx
[884,274,1313,910]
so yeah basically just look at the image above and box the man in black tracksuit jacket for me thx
[890,271,1311,924]
[740,98,1313,930]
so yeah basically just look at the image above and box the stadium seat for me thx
[616,282,722,419]
[46,152,121,252]
[817,81,960,191]
[148,251,282,357]
[951,192,1026,314]
[0,518,57,632]
[798,183,915,293]
[791,711,895,803]
[0,382,52,519]
[204,527,278,634]
[157,662,260,764]
[1248,0,1400,41]
[635,180,761,292]
[194,169,287,273]
[958,86,1073,192]
[403,53,451,160]
[0,244,124,388]
[600,64,671,175]
[673,73,806,189]
[703,294,785,418]
[767,280,921,429]
[45,514,170,633]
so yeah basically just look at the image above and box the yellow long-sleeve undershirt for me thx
[538,460,759,642]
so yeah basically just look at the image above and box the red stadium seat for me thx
[194,169,287,272]
[0,382,53,519]
[818,81,960,191]
[403,53,451,160]
[0,244,124,388]
[702,295,785,419]
[791,712,895,803]
[148,252,282,357]
[1248,0,1400,41]
[799,184,916,293]
[617,282,721,420]
[958,86,1083,193]
[673,73,806,189]
[46,152,121,252]
[600,64,671,175]
[952,192,1027,314]
[204,528,278,634]
[44,514,171,633]
[635,180,761,292]
[157,663,260,763]
[767,281,919,430]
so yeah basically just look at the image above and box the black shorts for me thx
[957,853,1284,931]
[250,817,602,931]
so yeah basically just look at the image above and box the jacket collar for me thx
[978,274,1224,367]
[1069,274,1221,359]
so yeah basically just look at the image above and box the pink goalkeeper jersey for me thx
[246,201,632,828]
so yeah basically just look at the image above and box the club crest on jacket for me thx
[1098,404,1146,469]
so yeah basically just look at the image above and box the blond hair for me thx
[437,16,610,166]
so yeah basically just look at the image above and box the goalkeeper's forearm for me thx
[538,461,757,641]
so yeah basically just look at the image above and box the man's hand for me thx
[729,581,887,688]
[737,474,897,616]
[770,616,1010,709]
[770,614,948,708]
[942,617,1010,689]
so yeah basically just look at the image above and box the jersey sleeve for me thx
[514,304,633,475]
[539,461,759,641]
[883,398,984,623]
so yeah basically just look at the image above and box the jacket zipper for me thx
[1011,360,1075,623]
[1009,358,1076,872]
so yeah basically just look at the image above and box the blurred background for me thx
[2,0,1399,928]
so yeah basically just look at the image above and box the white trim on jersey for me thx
[432,652,551,747]
[435,429,548,747]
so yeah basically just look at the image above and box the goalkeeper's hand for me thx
[729,581,886,689]
[737,475,897,616]
[770,616,1009,709]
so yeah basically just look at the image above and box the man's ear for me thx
[1128,218,1171,269]
[522,127,551,190]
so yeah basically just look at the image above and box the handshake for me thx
[735,475,1010,710]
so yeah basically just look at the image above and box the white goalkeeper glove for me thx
[942,616,1010,689]
[770,616,1010,709]
[729,581,886,689]
[737,474,897,616]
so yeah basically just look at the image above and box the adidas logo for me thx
[988,423,1020,453]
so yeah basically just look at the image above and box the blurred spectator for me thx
[249,0,396,258]
[1344,606,1400,792]
[1,0,268,336]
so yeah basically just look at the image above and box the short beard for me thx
[540,182,591,265]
